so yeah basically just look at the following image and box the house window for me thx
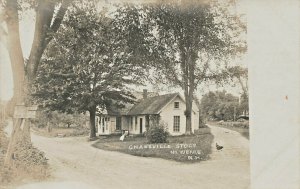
[173,116,180,132]
[174,102,179,109]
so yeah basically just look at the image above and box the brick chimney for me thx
[143,89,148,99]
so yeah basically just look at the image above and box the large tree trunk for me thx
[5,1,25,101]
[183,50,196,135]
[89,106,97,139]
[4,0,27,167]
[4,0,70,167]
[26,1,55,80]
[184,93,193,135]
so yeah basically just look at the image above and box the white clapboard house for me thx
[96,90,199,136]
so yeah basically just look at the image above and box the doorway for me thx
[116,116,121,131]
[140,118,143,134]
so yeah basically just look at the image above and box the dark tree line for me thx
[200,90,248,121]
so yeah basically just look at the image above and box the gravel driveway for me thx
[15,124,250,189]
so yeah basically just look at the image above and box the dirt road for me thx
[16,125,250,189]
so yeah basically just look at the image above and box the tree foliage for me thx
[130,0,247,133]
[200,90,247,121]
[227,65,248,95]
[227,65,248,115]
[32,3,149,137]
[33,110,88,128]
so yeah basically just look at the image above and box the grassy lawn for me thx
[208,121,249,140]
[31,126,90,137]
[92,126,214,163]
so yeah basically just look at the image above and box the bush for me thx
[220,121,249,128]
[0,140,49,184]
[0,120,49,185]
[0,121,9,181]
[146,124,169,144]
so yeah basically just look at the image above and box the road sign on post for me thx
[13,104,38,119]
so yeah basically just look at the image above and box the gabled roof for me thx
[102,92,198,116]
[105,103,133,115]
[127,93,179,115]
[104,91,159,115]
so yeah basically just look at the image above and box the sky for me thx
[0,43,13,101]
[0,9,36,100]
[0,0,247,101]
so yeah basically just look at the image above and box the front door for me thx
[140,118,143,134]
[116,116,121,131]
[102,118,105,133]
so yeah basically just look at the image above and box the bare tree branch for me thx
[45,0,72,45]
[26,0,71,80]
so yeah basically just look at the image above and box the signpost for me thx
[13,104,38,119]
